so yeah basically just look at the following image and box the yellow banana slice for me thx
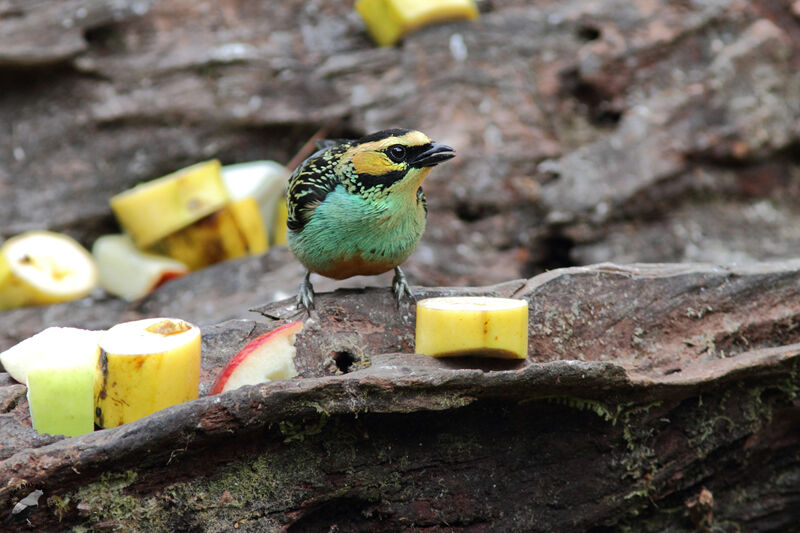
[153,198,267,270]
[229,196,269,256]
[0,231,98,311]
[415,297,529,359]
[94,317,201,428]
[221,160,288,242]
[110,160,229,249]
[356,0,479,46]
[272,197,289,246]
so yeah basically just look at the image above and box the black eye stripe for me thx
[384,143,431,163]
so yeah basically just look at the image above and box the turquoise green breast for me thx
[287,185,426,278]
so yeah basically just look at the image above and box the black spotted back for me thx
[286,143,351,232]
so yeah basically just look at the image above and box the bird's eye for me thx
[386,144,406,163]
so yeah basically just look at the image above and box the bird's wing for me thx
[286,145,349,232]
[417,187,427,216]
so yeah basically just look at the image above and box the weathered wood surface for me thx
[2,262,800,531]
[2,0,799,285]
[2,0,800,530]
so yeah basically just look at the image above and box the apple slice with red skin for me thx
[210,321,303,394]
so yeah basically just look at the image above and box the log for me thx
[2,262,800,531]
[1,0,799,282]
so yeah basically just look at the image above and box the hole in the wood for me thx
[83,24,118,52]
[332,351,357,373]
[577,25,602,41]
[454,202,499,223]
[535,235,576,273]
[287,497,375,532]
[559,68,623,128]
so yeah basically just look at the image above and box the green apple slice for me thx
[21,328,101,437]
[1,327,101,384]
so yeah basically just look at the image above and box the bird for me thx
[286,128,455,313]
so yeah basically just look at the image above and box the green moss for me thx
[69,471,143,527]
[47,494,70,522]
[278,412,330,443]
[540,395,628,424]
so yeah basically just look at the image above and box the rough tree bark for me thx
[1,262,800,531]
[1,0,799,283]
[2,1,800,531]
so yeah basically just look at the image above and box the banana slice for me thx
[356,0,479,46]
[153,198,267,270]
[0,231,98,311]
[272,196,289,246]
[92,234,189,301]
[229,196,269,256]
[94,318,201,428]
[110,160,229,249]
[221,160,287,242]
[415,297,529,359]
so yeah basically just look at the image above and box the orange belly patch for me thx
[314,254,398,280]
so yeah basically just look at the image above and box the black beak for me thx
[410,142,456,168]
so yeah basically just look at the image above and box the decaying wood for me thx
[2,262,800,531]
[2,0,799,284]
[2,0,800,530]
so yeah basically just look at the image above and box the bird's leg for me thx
[297,270,315,313]
[392,266,415,307]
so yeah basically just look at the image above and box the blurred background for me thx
[1,0,799,344]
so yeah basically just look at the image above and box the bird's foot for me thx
[296,271,315,314]
[392,266,416,307]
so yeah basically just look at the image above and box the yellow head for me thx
[338,129,455,201]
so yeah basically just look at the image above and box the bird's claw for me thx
[392,266,416,307]
[297,271,315,314]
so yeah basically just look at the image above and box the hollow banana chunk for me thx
[94,318,201,428]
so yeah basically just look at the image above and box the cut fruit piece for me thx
[415,297,529,359]
[229,197,269,256]
[355,0,479,46]
[0,231,98,311]
[210,321,302,394]
[0,327,102,385]
[272,196,288,246]
[10,327,101,437]
[94,318,201,428]
[110,160,229,249]
[153,198,267,270]
[221,160,288,241]
[92,234,189,301]
[28,355,97,438]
